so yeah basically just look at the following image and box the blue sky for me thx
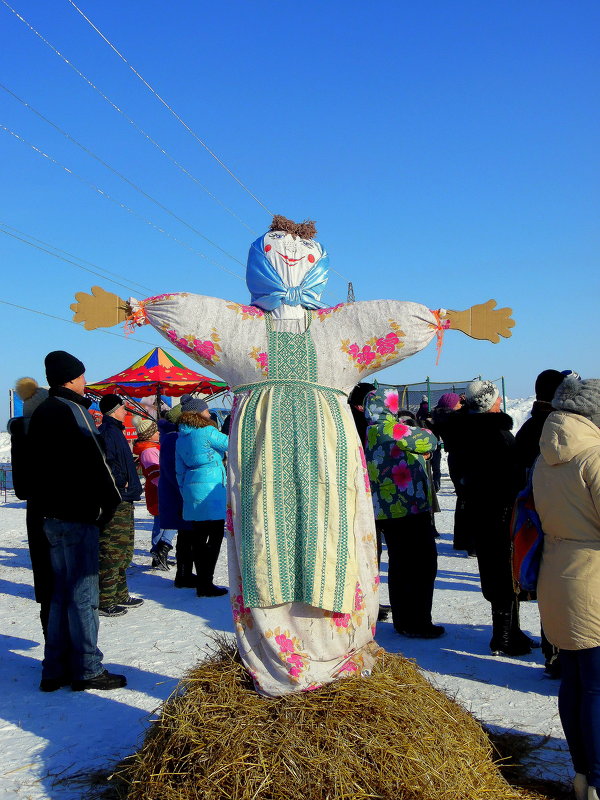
[1,0,598,427]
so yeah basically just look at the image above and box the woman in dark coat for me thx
[450,380,533,657]
[158,403,196,588]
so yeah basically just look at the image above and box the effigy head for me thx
[246,215,329,312]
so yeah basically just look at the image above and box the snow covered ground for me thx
[0,397,573,799]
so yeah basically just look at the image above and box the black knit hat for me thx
[180,393,208,413]
[534,369,564,402]
[99,394,124,415]
[44,350,85,388]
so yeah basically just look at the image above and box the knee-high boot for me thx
[490,601,532,657]
[174,530,196,588]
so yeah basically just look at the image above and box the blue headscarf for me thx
[246,234,329,311]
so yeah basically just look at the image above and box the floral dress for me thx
[129,292,443,696]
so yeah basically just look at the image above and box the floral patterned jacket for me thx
[364,389,437,520]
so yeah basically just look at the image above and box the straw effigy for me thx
[112,642,550,800]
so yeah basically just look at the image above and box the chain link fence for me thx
[372,377,506,413]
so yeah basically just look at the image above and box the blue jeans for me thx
[42,519,103,681]
[559,646,600,789]
[150,516,175,551]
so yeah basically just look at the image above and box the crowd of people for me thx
[6,350,600,799]
[8,351,230,691]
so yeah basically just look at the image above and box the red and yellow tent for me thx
[87,347,227,398]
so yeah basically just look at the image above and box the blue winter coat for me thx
[175,423,228,521]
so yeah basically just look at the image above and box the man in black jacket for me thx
[514,369,565,478]
[97,394,143,617]
[28,351,126,692]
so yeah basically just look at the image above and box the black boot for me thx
[153,539,172,571]
[490,602,532,657]
[192,522,228,597]
[174,531,196,588]
[511,600,540,650]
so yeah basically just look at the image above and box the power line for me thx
[64,0,273,215]
[0,124,245,282]
[0,224,155,295]
[0,0,257,235]
[0,83,245,268]
[0,296,165,349]
[0,1,349,287]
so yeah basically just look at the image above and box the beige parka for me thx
[533,411,600,650]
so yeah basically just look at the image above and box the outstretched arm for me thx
[70,285,270,386]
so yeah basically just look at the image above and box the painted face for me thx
[263,231,323,288]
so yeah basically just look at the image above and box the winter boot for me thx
[72,669,127,691]
[193,523,228,597]
[588,787,599,800]
[510,600,540,649]
[153,539,172,571]
[489,603,532,657]
[174,530,196,588]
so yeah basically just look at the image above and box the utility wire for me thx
[0,1,349,286]
[62,1,349,284]
[0,83,245,268]
[0,0,257,235]
[0,124,245,282]
[0,296,167,349]
[64,0,273,215]
[0,224,155,295]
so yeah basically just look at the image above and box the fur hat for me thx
[552,377,600,424]
[465,380,500,413]
[14,377,49,418]
[99,394,124,416]
[436,392,461,411]
[134,417,158,441]
[534,370,564,402]
[45,350,85,388]
[180,393,208,414]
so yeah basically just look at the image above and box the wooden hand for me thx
[70,285,128,330]
[443,299,514,343]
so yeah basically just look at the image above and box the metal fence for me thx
[372,377,506,413]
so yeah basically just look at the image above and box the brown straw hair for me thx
[270,215,317,240]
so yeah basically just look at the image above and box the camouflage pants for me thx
[99,501,134,607]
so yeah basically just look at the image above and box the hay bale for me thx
[114,643,549,800]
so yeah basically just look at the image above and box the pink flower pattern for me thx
[392,423,411,441]
[341,321,405,373]
[266,628,309,682]
[384,390,399,415]
[163,327,221,366]
[316,303,346,320]
[231,587,253,632]
[249,347,269,376]
[392,463,412,489]
[226,302,264,320]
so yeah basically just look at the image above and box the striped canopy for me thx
[87,347,227,398]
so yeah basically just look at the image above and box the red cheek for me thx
[307,254,315,263]
[265,244,272,252]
